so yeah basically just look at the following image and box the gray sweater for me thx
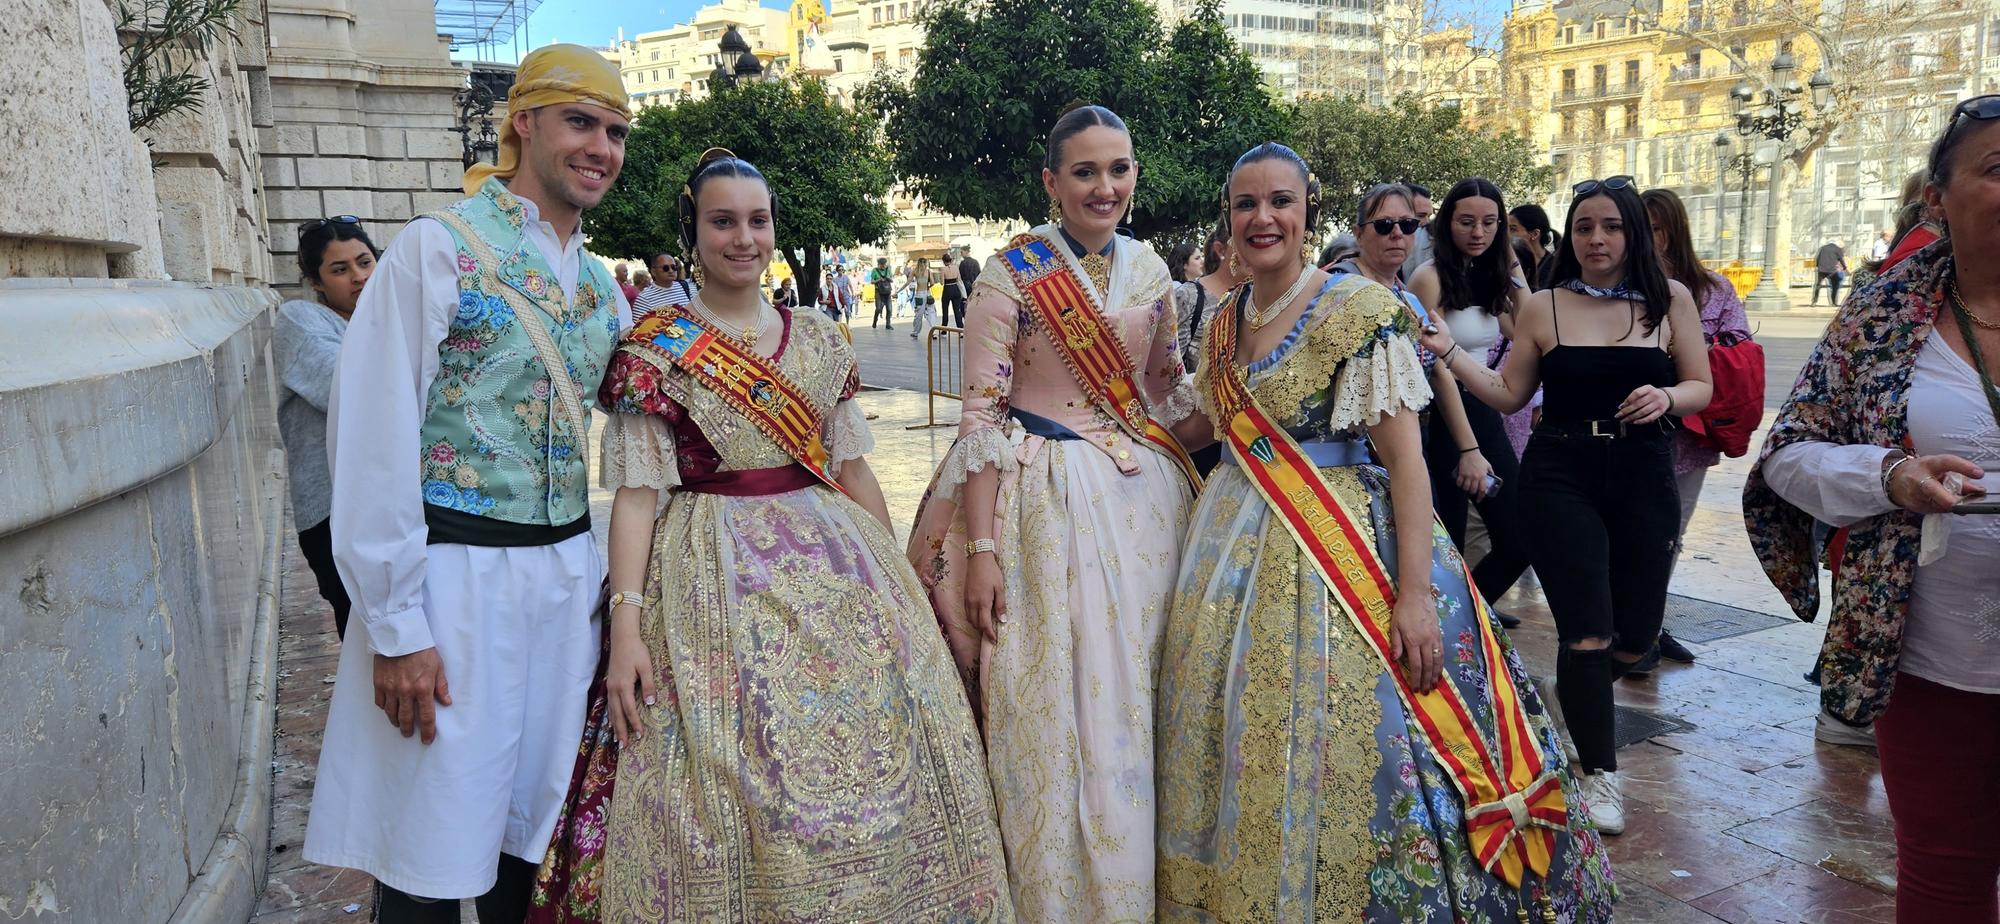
[274,299,348,528]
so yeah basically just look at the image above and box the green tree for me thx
[1292,95,1552,229]
[863,0,1287,242]
[583,77,896,305]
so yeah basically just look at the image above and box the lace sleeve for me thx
[825,397,876,469]
[599,411,679,490]
[1326,331,1432,434]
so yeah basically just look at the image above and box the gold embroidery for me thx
[1080,252,1112,295]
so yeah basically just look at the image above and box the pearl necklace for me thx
[1247,265,1314,331]
[690,293,772,346]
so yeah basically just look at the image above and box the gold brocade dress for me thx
[534,307,1013,924]
[1154,280,1617,923]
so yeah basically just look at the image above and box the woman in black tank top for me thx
[1416,178,1713,838]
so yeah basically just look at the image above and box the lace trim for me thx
[1156,375,1200,427]
[599,412,679,490]
[931,426,1015,498]
[826,398,875,468]
[1325,333,1431,434]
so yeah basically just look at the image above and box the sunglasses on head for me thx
[298,215,361,237]
[1366,217,1422,236]
[1947,94,2000,131]
[1571,176,1635,196]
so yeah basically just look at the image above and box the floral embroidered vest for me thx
[415,179,621,527]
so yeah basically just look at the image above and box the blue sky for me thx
[452,0,1507,64]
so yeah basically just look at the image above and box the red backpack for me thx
[1682,329,1764,457]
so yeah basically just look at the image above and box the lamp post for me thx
[454,82,499,169]
[1712,133,1730,262]
[708,24,765,93]
[1730,52,1834,312]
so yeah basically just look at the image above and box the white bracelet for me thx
[609,590,647,611]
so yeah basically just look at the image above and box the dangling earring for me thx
[1228,252,1242,277]
[1123,199,1135,227]
[1301,237,1316,268]
[1047,197,1063,226]
[690,249,705,288]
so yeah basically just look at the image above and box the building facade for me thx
[1161,0,1425,101]
[1502,0,1993,279]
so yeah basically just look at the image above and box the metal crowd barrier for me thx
[909,324,964,430]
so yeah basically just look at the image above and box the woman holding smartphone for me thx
[1746,96,2000,923]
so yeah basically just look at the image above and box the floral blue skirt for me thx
[1156,462,1617,923]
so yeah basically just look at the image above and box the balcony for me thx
[1554,82,1644,105]
[1667,64,1743,82]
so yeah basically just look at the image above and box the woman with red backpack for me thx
[1638,188,1758,670]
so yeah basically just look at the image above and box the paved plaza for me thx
[251,315,1899,923]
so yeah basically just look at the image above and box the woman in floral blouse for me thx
[1746,95,2000,923]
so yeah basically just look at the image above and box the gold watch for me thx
[608,590,647,611]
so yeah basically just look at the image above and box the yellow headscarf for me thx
[463,43,633,195]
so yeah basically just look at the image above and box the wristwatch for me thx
[609,590,648,611]
[965,538,997,557]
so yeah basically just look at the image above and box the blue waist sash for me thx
[1225,436,1372,469]
[1009,407,1085,441]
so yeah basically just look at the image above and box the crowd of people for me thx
[266,41,2000,924]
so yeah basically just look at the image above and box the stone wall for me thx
[1,1,288,921]
[263,0,469,294]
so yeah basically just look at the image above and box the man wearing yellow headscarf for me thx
[303,44,633,924]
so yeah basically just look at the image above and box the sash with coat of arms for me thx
[630,309,848,495]
[998,233,1201,490]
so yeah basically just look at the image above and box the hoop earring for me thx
[1048,198,1062,226]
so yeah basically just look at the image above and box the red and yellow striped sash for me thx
[998,234,1201,490]
[1203,282,1564,887]
[631,310,847,496]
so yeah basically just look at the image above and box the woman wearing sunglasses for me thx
[1419,175,1712,836]
[276,215,376,638]
[1747,95,2000,922]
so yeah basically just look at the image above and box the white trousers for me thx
[303,534,601,898]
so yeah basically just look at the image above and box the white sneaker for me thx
[1582,771,1625,835]
[1814,710,1877,749]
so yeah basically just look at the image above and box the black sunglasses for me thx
[1571,176,1635,196]
[1947,94,2000,132]
[1366,217,1422,236]
[298,215,361,237]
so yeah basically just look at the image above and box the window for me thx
[835,59,844,72]
[1561,111,1576,137]
[651,69,659,82]
[667,68,674,79]
[1624,107,1639,134]
[1562,68,1576,93]
[899,47,913,66]
[1594,21,1606,39]
[1686,49,1701,68]
[873,7,880,21]
[1592,63,1607,91]
[1835,162,1858,189]
[1683,96,1700,116]
[1592,108,1607,134]
[873,51,886,68]
[1990,18,2000,57]
[1625,60,1639,87]
[899,3,908,18]
[651,51,661,61]
[1563,25,1574,43]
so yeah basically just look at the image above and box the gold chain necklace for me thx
[1247,265,1314,331]
[1950,272,2000,331]
[690,294,771,346]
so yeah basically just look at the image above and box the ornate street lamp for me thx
[1713,132,1731,260]
[455,82,500,168]
[709,25,765,92]
[1729,50,1833,311]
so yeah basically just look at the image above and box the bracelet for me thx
[1440,344,1461,365]
[608,590,647,611]
[1460,445,1480,454]
[1882,451,1915,496]
[1664,391,1676,415]
[965,538,997,557]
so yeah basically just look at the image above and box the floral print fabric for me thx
[1744,240,1952,724]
